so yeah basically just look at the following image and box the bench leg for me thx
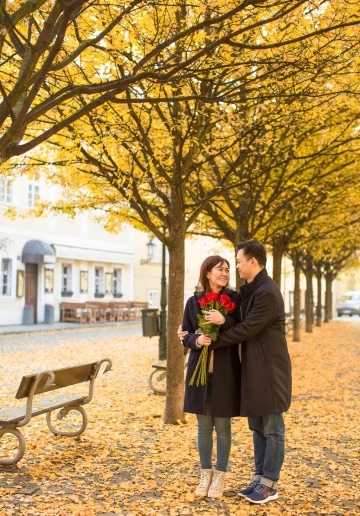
[0,427,26,468]
[46,405,88,437]
[148,368,166,395]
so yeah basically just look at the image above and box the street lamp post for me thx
[158,240,167,361]
[140,235,167,361]
[140,237,155,265]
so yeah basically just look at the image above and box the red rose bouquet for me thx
[189,292,237,386]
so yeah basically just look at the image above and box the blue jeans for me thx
[248,413,285,482]
[196,382,231,472]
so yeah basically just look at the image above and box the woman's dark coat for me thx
[182,289,241,418]
[213,269,292,418]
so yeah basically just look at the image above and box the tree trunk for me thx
[304,255,313,333]
[315,264,322,327]
[234,205,251,289]
[164,232,186,424]
[272,243,283,289]
[292,253,301,342]
[272,235,291,289]
[324,273,334,322]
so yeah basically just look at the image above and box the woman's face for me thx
[206,261,230,291]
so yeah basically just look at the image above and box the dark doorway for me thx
[25,263,38,323]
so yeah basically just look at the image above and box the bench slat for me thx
[0,394,86,424]
[15,362,98,399]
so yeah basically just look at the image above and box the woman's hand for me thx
[203,309,226,325]
[197,334,212,347]
[177,325,211,347]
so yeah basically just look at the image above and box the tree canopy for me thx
[1,0,360,162]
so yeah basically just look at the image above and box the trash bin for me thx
[22,305,34,325]
[44,304,54,324]
[141,309,159,337]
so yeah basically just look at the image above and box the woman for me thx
[180,255,241,499]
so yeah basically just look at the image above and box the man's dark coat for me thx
[213,269,292,417]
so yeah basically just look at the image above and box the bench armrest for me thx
[82,358,112,404]
[15,370,56,427]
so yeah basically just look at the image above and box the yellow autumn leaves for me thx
[0,318,359,514]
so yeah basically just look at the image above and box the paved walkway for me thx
[0,320,143,353]
[0,320,142,335]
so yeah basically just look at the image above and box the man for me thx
[209,239,292,504]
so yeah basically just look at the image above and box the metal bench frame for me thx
[0,358,112,469]
[149,355,188,395]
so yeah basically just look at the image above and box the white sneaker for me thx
[208,469,226,498]
[195,469,213,497]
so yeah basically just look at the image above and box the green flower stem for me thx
[189,346,208,387]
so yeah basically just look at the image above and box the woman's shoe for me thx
[208,469,226,498]
[195,468,213,497]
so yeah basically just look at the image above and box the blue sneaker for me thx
[238,480,260,498]
[246,483,278,504]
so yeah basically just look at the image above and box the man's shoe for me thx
[246,483,278,504]
[238,480,260,498]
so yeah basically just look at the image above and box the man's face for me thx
[236,249,254,281]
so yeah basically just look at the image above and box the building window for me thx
[27,182,40,208]
[113,268,123,297]
[0,178,13,204]
[61,263,73,295]
[1,259,12,296]
[148,290,158,308]
[94,266,105,297]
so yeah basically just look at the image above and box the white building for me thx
[0,174,136,325]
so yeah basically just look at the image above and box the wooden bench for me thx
[0,358,112,469]
[61,301,149,323]
[149,354,188,395]
[132,301,149,319]
[149,362,167,395]
[109,301,133,321]
[87,302,113,323]
[61,302,89,323]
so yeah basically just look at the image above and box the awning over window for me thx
[52,244,133,264]
[22,240,56,264]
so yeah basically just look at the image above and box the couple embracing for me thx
[179,239,292,505]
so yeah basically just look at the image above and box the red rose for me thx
[205,292,220,304]
[218,294,233,311]
[198,292,219,308]
[198,296,208,308]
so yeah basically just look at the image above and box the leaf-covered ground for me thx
[0,319,359,515]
